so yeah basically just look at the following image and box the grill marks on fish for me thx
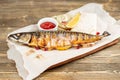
[8,31,102,50]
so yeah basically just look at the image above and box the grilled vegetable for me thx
[8,31,109,51]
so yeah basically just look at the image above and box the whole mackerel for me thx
[8,31,110,51]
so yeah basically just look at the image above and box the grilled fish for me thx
[8,31,110,51]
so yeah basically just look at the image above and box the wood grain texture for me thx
[0,0,120,80]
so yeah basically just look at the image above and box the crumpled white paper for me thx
[67,3,116,34]
[71,13,98,34]
[7,3,120,80]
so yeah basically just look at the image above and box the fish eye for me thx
[16,33,20,36]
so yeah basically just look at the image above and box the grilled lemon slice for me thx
[56,45,71,50]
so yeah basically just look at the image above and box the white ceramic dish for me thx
[37,17,58,31]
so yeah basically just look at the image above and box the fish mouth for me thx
[8,34,19,42]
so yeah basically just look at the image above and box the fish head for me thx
[8,33,31,44]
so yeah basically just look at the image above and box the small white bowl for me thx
[37,17,58,31]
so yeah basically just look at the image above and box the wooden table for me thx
[0,0,120,80]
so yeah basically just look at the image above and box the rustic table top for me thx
[0,0,120,80]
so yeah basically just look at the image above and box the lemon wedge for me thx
[66,13,80,29]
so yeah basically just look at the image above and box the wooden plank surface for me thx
[0,0,120,80]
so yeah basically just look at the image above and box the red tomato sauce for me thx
[40,22,55,29]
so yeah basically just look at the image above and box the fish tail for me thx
[102,31,111,37]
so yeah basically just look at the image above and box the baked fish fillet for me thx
[8,31,110,51]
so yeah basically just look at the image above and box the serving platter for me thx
[48,39,119,69]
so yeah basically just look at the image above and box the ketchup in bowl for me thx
[37,17,58,31]
[40,22,56,29]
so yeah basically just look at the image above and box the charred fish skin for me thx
[8,31,103,50]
